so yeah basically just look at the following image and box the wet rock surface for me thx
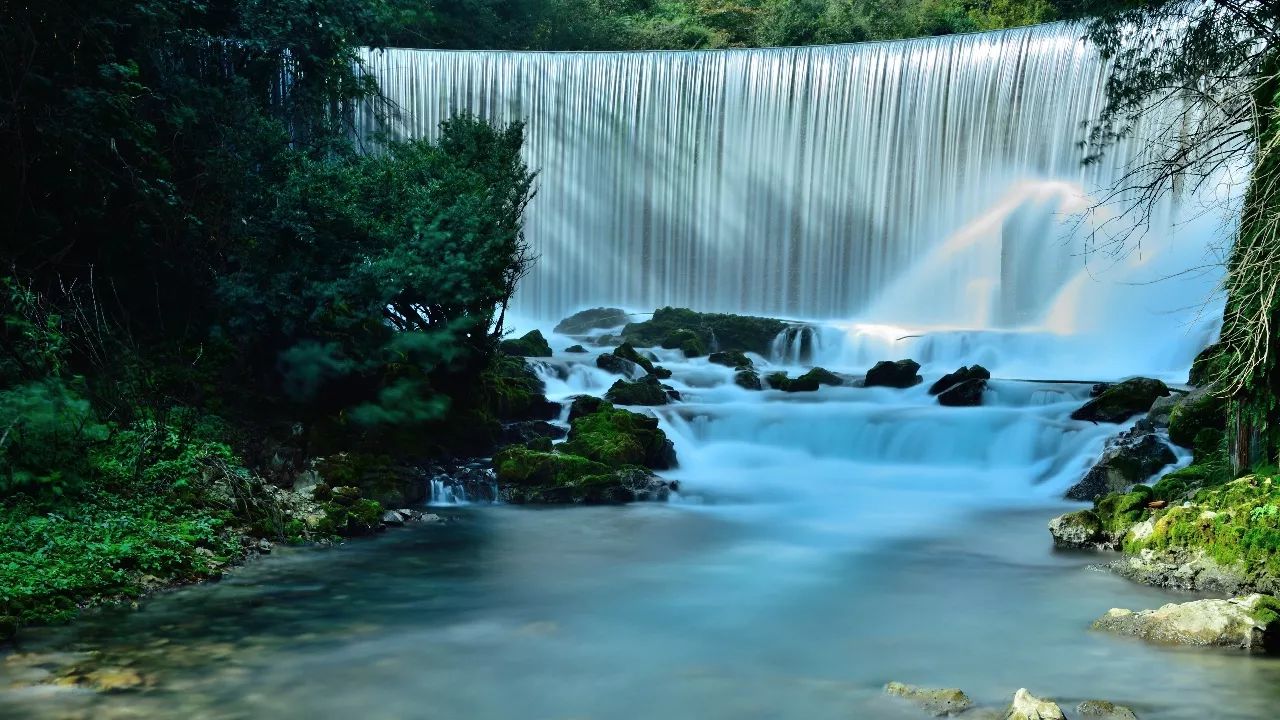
[864,359,922,388]
[883,681,973,716]
[1071,378,1170,424]
[554,307,631,335]
[1064,421,1177,501]
[1093,594,1280,651]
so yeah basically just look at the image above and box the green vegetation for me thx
[623,307,787,356]
[561,401,677,469]
[501,330,554,357]
[385,0,1059,51]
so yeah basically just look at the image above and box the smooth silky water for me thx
[3,22,1271,720]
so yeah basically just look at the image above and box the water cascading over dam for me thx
[358,23,1234,377]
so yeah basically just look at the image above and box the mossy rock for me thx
[661,328,706,357]
[310,497,385,537]
[734,369,763,390]
[613,342,657,373]
[492,446,612,486]
[561,401,676,469]
[554,307,630,335]
[883,681,973,716]
[928,364,991,394]
[315,453,427,508]
[1072,377,1170,423]
[1095,485,1154,533]
[568,395,606,421]
[1189,343,1224,387]
[767,367,842,392]
[621,307,786,356]
[605,375,677,406]
[499,329,553,358]
[565,344,588,353]
[708,350,752,369]
[1168,386,1227,449]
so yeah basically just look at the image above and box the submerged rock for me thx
[1006,689,1065,720]
[1076,700,1139,719]
[1071,378,1170,424]
[883,681,973,716]
[865,359,922,389]
[605,375,680,406]
[500,329,553,358]
[554,307,630,335]
[1065,421,1177,501]
[1048,510,1105,549]
[1093,594,1280,651]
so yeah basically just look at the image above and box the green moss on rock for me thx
[1072,377,1170,423]
[1095,485,1154,534]
[499,329,553,358]
[554,307,630,335]
[766,367,842,392]
[561,401,676,469]
[661,328,706,357]
[1168,387,1227,449]
[605,375,676,406]
[613,342,657,373]
[493,446,613,486]
[621,307,786,356]
[708,349,753,368]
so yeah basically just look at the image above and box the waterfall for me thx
[358,24,1234,355]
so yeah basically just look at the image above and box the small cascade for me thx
[769,325,822,366]
[429,477,469,506]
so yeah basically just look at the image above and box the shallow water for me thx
[3,338,1278,720]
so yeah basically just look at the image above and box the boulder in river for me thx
[661,328,707,357]
[1064,420,1177,501]
[1076,700,1139,719]
[1071,378,1170,423]
[562,400,677,469]
[596,352,641,377]
[621,306,787,356]
[1006,689,1065,720]
[766,367,842,392]
[499,329,553,358]
[605,375,680,406]
[1048,509,1105,549]
[734,368,763,390]
[708,349,753,369]
[883,681,973,716]
[614,342,659,374]
[929,365,989,406]
[1092,594,1280,651]
[554,307,630,335]
[865,359,922,389]
[928,365,991,394]
[565,344,588,353]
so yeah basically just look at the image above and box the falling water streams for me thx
[4,23,1277,720]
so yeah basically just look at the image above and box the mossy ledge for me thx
[621,306,788,356]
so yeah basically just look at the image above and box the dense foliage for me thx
[384,0,1058,50]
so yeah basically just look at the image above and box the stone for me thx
[734,369,763,390]
[499,329,553,357]
[1065,422,1177,501]
[499,419,568,447]
[928,365,991,395]
[565,344,588,353]
[661,328,706,357]
[1167,385,1226,450]
[614,342,659,373]
[1071,377,1170,423]
[329,485,362,506]
[562,401,677,469]
[765,367,843,392]
[1146,394,1179,427]
[605,375,679,406]
[1189,342,1222,387]
[1048,510,1105,549]
[1005,689,1065,720]
[883,681,973,716]
[596,352,641,377]
[1076,700,1139,719]
[865,359,922,389]
[568,395,606,421]
[621,306,787,356]
[1092,594,1280,651]
[554,307,630,335]
[381,510,406,526]
[937,378,986,407]
[708,349,753,368]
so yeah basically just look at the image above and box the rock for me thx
[1093,594,1280,651]
[937,379,986,407]
[502,466,675,505]
[568,395,606,421]
[255,538,273,554]
[554,307,630,335]
[605,375,679,406]
[596,352,642,377]
[621,306,787,356]
[734,369,763,390]
[613,342,658,373]
[1167,385,1226,450]
[765,367,843,392]
[561,401,677,469]
[928,365,991,395]
[1065,422,1177,501]
[1076,700,1139,719]
[1048,510,1105,549]
[55,666,150,692]
[499,329,553,357]
[661,328,707,357]
[381,510,406,526]
[565,344,588,353]
[499,419,568,447]
[329,485,362,506]
[708,349,753,368]
[865,359,922,389]
[883,681,973,716]
[1146,394,1179,427]
[1189,342,1222,387]
[315,454,430,508]
[1071,377,1170,423]
[1006,689,1065,720]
